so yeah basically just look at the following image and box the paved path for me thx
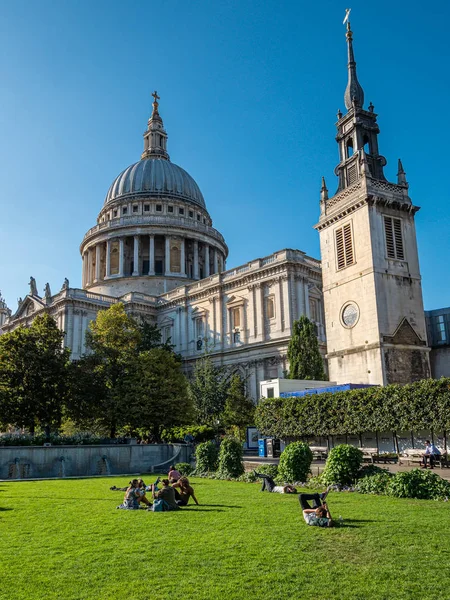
[243,457,450,481]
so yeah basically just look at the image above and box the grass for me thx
[1,476,450,600]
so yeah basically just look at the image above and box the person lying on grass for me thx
[111,477,160,493]
[117,479,140,510]
[171,476,199,506]
[152,479,180,511]
[299,491,333,527]
[253,471,297,494]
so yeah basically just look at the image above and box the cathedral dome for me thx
[104,158,206,209]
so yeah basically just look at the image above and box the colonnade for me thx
[82,233,225,287]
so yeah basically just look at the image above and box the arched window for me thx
[170,245,181,272]
[346,138,354,158]
[363,135,370,154]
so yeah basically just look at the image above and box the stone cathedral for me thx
[0,21,432,395]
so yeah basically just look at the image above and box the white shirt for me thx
[425,444,440,455]
[272,486,284,494]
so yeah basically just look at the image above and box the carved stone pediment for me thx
[11,295,46,320]
[383,318,426,346]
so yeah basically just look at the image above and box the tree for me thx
[222,374,255,440]
[287,316,326,380]
[124,348,192,440]
[189,353,231,426]
[0,314,70,434]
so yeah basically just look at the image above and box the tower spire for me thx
[141,90,169,161]
[344,18,365,110]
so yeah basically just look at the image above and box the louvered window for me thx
[335,223,354,270]
[347,163,358,185]
[384,216,404,260]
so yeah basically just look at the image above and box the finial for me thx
[397,159,408,186]
[337,108,343,120]
[368,102,374,113]
[151,90,160,117]
[359,149,370,176]
[343,10,365,111]
[320,177,329,201]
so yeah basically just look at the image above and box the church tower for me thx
[315,19,430,385]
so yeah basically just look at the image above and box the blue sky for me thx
[0,0,448,311]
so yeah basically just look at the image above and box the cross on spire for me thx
[152,90,160,103]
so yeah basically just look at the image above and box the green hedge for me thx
[255,378,450,438]
[160,425,215,444]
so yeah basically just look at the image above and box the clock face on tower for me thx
[341,302,359,328]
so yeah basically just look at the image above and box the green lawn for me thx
[1,476,449,600]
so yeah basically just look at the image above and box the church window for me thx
[335,223,354,270]
[197,214,201,221]
[179,207,185,215]
[133,205,138,213]
[163,326,171,344]
[384,216,404,260]
[113,209,118,217]
[122,207,128,215]
[170,245,181,272]
[144,204,150,212]
[195,318,204,339]
[203,218,206,224]
[232,307,241,328]
[156,204,162,212]
[168,205,174,213]
[267,387,275,398]
[189,210,194,218]
[267,296,275,319]
[347,163,357,185]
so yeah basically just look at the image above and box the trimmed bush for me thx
[321,444,363,486]
[356,472,394,495]
[194,441,219,473]
[254,463,279,479]
[175,462,193,476]
[217,437,244,478]
[357,464,389,479]
[387,468,450,501]
[278,442,313,483]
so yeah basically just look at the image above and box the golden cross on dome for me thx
[152,90,160,103]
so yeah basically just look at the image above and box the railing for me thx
[82,215,226,245]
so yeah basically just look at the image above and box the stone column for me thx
[204,245,210,277]
[148,235,155,275]
[193,240,199,279]
[94,244,101,283]
[81,254,86,287]
[276,277,283,332]
[132,235,139,276]
[180,238,186,276]
[106,240,111,278]
[296,277,306,318]
[213,248,219,274]
[304,281,310,318]
[86,249,92,286]
[282,275,294,331]
[119,238,124,277]
[255,283,264,342]
[165,236,171,276]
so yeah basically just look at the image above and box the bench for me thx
[399,449,448,468]
[309,446,328,461]
[361,448,379,464]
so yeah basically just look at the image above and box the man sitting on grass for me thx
[299,491,333,527]
[253,471,297,494]
[151,479,180,511]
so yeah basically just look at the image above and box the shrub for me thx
[321,444,363,486]
[254,463,279,479]
[387,468,450,501]
[175,462,193,476]
[278,442,313,483]
[194,441,219,473]
[217,437,244,478]
[160,425,215,444]
[357,464,389,479]
[356,472,394,495]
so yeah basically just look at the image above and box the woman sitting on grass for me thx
[117,479,140,510]
[253,471,297,494]
[172,476,199,506]
[168,465,182,483]
[136,479,152,508]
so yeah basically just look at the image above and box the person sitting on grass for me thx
[168,465,182,483]
[152,479,180,511]
[422,440,441,469]
[253,471,297,494]
[299,491,333,527]
[117,479,140,510]
[136,479,152,508]
[172,476,199,506]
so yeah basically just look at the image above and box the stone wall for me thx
[0,444,191,480]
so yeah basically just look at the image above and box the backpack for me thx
[152,499,167,512]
